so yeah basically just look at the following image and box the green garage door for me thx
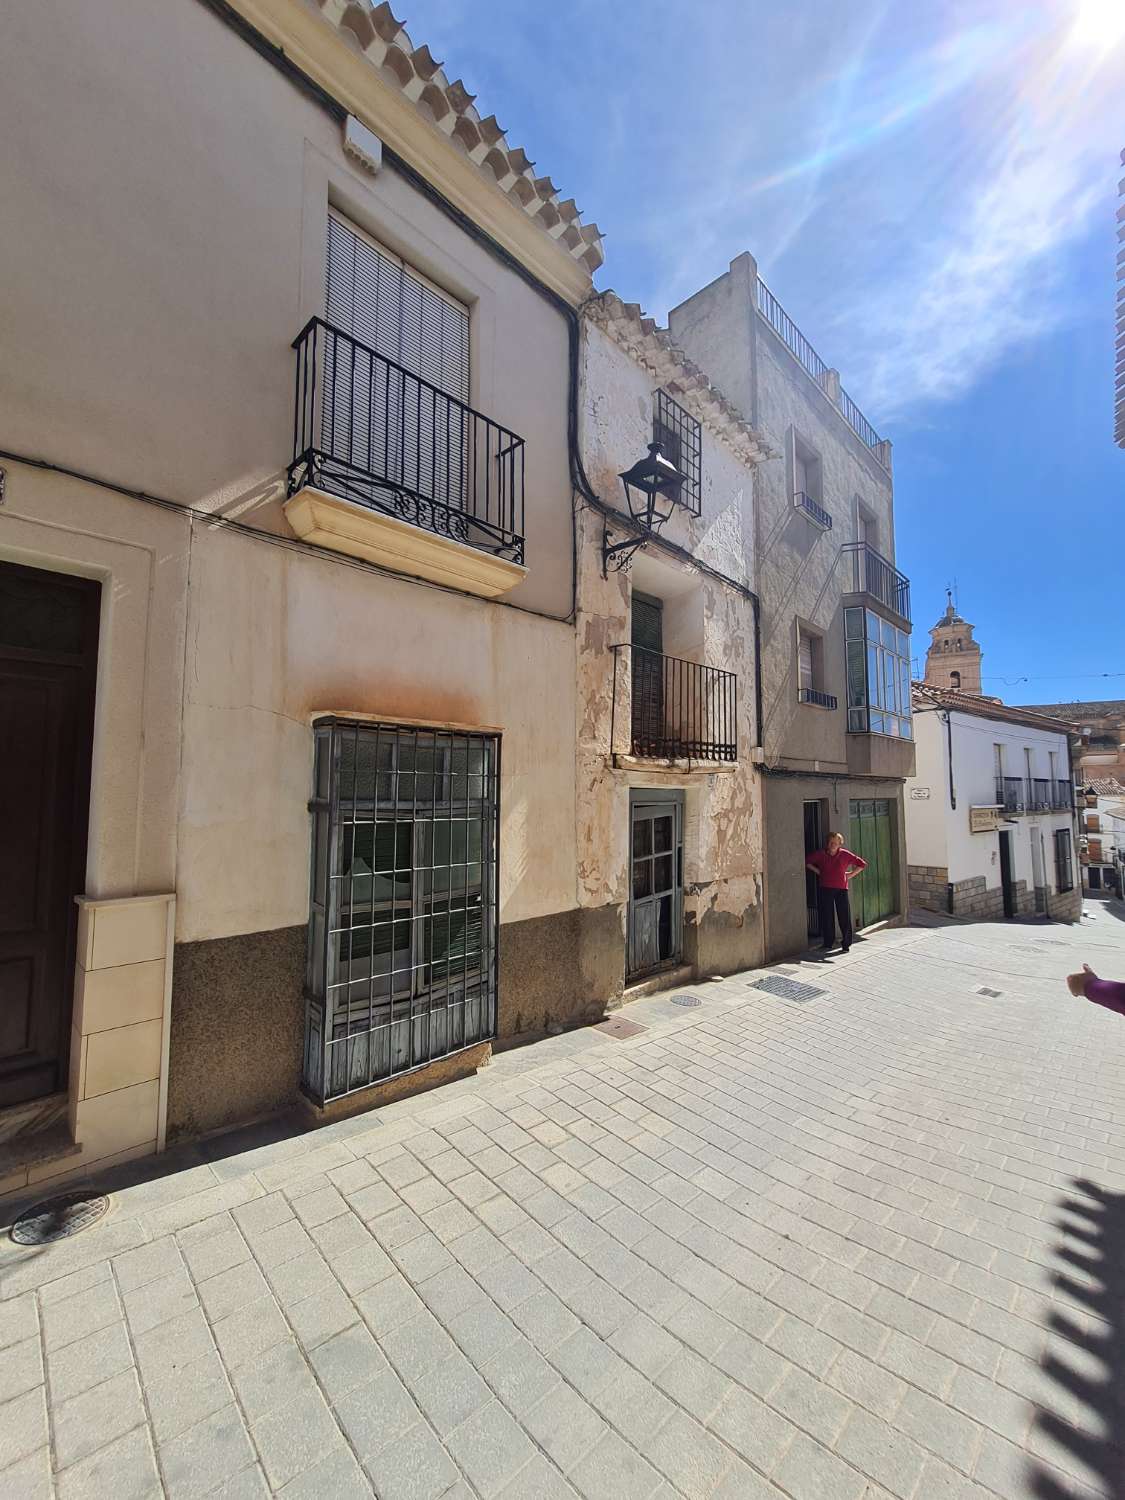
[848,799,897,929]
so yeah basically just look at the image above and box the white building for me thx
[1077,778,1125,896]
[905,683,1079,923]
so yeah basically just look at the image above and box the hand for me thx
[1067,964,1096,997]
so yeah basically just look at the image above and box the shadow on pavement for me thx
[1026,1178,1125,1498]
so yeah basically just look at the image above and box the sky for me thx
[402,0,1124,702]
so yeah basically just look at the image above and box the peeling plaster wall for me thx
[575,324,765,991]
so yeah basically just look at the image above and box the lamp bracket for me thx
[601,520,647,576]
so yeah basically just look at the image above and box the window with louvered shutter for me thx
[798,633,814,693]
[324,211,470,513]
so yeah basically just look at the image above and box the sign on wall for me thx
[909,787,931,800]
[970,806,1002,833]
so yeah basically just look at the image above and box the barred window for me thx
[305,720,499,1104]
[653,390,702,515]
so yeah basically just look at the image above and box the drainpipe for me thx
[941,711,956,810]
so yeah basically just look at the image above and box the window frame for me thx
[1054,827,1074,893]
[845,606,912,739]
[653,389,702,516]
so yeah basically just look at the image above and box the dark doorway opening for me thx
[0,561,99,1108]
[803,800,826,941]
[628,796,683,977]
[998,830,1015,918]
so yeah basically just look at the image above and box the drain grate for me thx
[670,994,702,1008]
[10,1191,110,1246]
[594,1015,648,1040]
[753,977,826,1004]
[975,985,1003,998]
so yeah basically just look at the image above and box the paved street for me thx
[3,909,1125,1500]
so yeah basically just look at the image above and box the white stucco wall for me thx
[902,711,950,867]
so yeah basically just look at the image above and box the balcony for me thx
[997,776,1025,814]
[285,318,527,598]
[1029,779,1052,813]
[793,491,833,530]
[1053,781,1073,810]
[611,645,737,763]
[798,686,837,710]
[841,543,911,626]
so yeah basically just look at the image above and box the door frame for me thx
[0,559,100,1106]
[998,830,1015,918]
[627,789,684,978]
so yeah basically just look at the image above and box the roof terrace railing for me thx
[756,278,884,458]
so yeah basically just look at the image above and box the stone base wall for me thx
[909,865,949,912]
[950,876,1007,921]
[1046,886,1082,924]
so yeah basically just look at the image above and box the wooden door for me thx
[0,562,99,1107]
[628,800,682,976]
[631,593,664,755]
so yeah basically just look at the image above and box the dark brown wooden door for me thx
[0,562,99,1107]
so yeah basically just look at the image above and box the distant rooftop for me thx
[1019,700,1125,719]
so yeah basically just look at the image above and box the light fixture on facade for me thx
[601,442,683,574]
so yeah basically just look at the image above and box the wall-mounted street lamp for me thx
[601,442,683,575]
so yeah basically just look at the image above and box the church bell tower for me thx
[924,591,982,694]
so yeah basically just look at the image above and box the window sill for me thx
[284,486,528,599]
[613,753,738,775]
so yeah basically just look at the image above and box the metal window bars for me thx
[1030,778,1052,812]
[841,543,911,625]
[653,389,702,515]
[610,645,737,762]
[799,687,838,710]
[304,720,500,1105]
[288,318,525,564]
[997,776,1026,813]
[793,491,833,530]
[1053,780,1074,810]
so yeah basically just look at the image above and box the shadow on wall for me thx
[1026,1178,1125,1498]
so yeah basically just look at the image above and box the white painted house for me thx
[1076,778,1125,896]
[905,684,1079,923]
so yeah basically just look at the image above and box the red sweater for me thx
[806,847,867,891]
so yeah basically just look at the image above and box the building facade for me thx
[923,594,983,695]
[906,683,1079,922]
[668,256,914,959]
[1020,699,1125,787]
[1075,779,1125,897]
[0,0,774,1196]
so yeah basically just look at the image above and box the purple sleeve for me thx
[1086,977,1125,1017]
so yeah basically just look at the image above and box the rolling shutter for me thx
[798,633,814,693]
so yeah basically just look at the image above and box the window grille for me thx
[304,720,499,1104]
[653,390,702,515]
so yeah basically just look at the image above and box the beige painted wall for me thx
[0,0,575,619]
[178,523,577,941]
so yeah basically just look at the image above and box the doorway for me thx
[847,799,897,928]
[628,795,682,976]
[0,561,100,1107]
[803,800,826,941]
[1030,829,1046,913]
[631,593,665,757]
[998,831,1015,917]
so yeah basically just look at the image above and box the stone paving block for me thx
[357,1274,426,1339]
[335,1369,421,1458]
[876,1329,956,1399]
[264,1247,339,1308]
[770,1365,855,1447]
[146,1348,234,1443]
[442,1399,539,1497]
[229,1339,317,1424]
[275,1445,371,1498]
[211,1296,290,1368]
[708,1385,799,1474]
[181,1226,251,1283]
[654,1346,733,1424]
[55,1367,146,1472]
[308,1321,388,1402]
[331,1237,397,1296]
[112,1236,184,1294]
[56,1426,160,1500]
[391,1231,457,1284]
[0,1384,49,1471]
[287,1283,359,1349]
[568,1428,663,1500]
[522,1382,610,1473]
[895,1384,983,1471]
[0,1335,43,1405]
[363,1421,462,1500]
[0,1446,52,1500]
[122,1267,199,1336]
[645,1407,733,1499]
[250,1387,345,1489]
[481,1333,560,1414]
[41,1278,121,1351]
[834,1406,929,1500]
[48,1318,134,1403]
[249,1217,315,1270]
[197,1257,272,1322]
[32,1261,110,1309]
[597,1364,675,1447]
[445,1298,520,1365]
[826,1348,906,1422]
[409,1350,492,1437]
[158,1403,257,1499]
[550,1324,627,1401]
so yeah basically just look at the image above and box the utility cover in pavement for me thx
[670,994,703,1007]
[975,985,1004,998]
[10,1191,110,1245]
[753,977,826,1004]
[594,1016,648,1040]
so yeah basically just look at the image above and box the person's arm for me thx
[844,849,867,880]
[805,853,821,877]
[1069,964,1125,1018]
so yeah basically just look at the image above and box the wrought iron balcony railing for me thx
[794,491,833,530]
[841,543,911,624]
[1030,779,1052,812]
[799,686,838,710]
[288,318,525,563]
[1053,781,1074,810]
[997,776,1025,813]
[611,645,737,762]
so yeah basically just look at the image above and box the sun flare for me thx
[1068,0,1125,52]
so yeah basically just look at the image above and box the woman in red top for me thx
[806,832,867,953]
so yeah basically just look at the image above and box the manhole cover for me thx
[9,1192,110,1246]
[975,985,1003,998]
[670,994,702,1008]
[753,977,826,1004]
[593,1016,648,1040]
